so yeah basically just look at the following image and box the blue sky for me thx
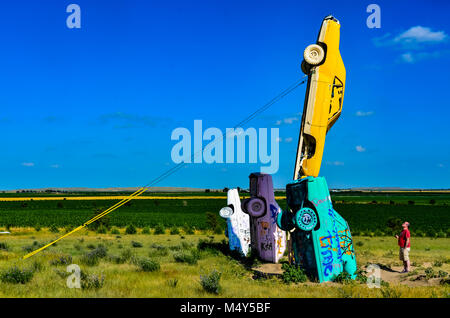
[0,0,449,190]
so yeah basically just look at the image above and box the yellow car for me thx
[293,15,346,180]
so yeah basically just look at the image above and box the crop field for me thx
[0,192,448,235]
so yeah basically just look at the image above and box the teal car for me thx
[277,176,357,282]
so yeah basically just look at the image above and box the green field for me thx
[0,192,448,236]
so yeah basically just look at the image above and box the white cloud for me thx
[326,161,344,166]
[21,162,35,167]
[398,50,450,64]
[355,145,366,152]
[374,26,448,52]
[50,164,60,168]
[356,111,374,117]
[394,26,447,44]
[437,163,444,168]
[276,137,282,142]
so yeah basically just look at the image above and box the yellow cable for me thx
[22,187,148,259]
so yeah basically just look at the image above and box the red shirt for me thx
[398,229,411,248]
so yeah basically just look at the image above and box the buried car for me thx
[219,188,251,256]
[242,173,286,263]
[294,15,346,180]
[277,177,357,282]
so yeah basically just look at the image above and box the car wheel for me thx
[294,207,318,231]
[245,198,266,218]
[303,44,325,65]
[301,60,311,75]
[276,210,295,231]
[219,205,234,218]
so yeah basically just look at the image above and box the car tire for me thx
[219,205,234,218]
[303,44,325,65]
[276,210,295,231]
[301,60,311,75]
[245,198,266,218]
[294,207,318,231]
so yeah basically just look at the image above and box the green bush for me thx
[437,230,446,238]
[142,226,150,234]
[110,227,120,235]
[200,270,221,294]
[281,263,307,284]
[96,225,107,234]
[182,223,194,235]
[154,224,165,235]
[80,271,105,290]
[125,224,137,235]
[50,255,73,266]
[0,242,9,251]
[173,250,200,265]
[81,245,108,266]
[170,227,180,235]
[149,244,169,257]
[131,241,143,248]
[34,225,41,232]
[49,224,59,233]
[332,271,354,284]
[137,258,160,272]
[1,266,34,284]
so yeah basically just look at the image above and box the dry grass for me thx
[0,231,449,298]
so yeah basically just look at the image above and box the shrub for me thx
[356,241,364,247]
[281,263,308,284]
[81,245,108,266]
[149,244,169,257]
[131,241,143,248]
[170,227,180,235]
[50,255,73,266]
[142,227,150,234]
[137,258,160,272]
[109,249,133,264]
[200,270,221,294]
[408,200,414,205]
[205,212,219,231]
[389,200,395,205]
[1,266,34,284]
[374,229,384,237]
[173,250,200,265]
[167,278,178,288]
[332,271,354,284]
[433,259,443,267]
[125,224,137,235]
[429,199,436,205]
[49,224,59,233]
[182,223,194,235]
[437,230,446,238]
[0,242,9,251]
[110,227,120,235]
[80,271,105,290]
[437,270,448,278]
[34,225,41,232]
[154,224,165,235]
[386,217,402,232]
[355,269,367,283]
[96,225,107,234]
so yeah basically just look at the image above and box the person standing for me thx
[395,222,411,273]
